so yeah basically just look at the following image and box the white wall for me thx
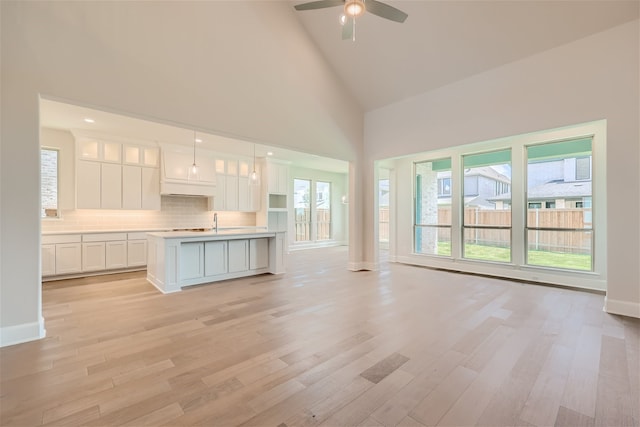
[0,1,364,346]
[288,166,349,247]
[364,20,640,318]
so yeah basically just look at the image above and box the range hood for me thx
[160,144,216,197]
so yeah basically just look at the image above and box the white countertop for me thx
[147,229,274,239]
[42,226,265,236]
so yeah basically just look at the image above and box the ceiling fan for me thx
[294,0,408,41]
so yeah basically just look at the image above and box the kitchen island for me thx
[146,229,286,293]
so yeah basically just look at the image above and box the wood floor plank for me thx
[409,365,477,426]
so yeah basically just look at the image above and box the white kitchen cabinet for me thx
[122,165,160,210]
[77,161,101,209]
[228,239,249,273]
[42,244,56,276]
[101,163,122,209]
[127,240,147,267]
[180,242,204,280]
[82,242,106,271]
[267,161,289,195]
[204,241,228,277]
[225,175,239,211]
[213,157,259,212]
[141,167,161,210]
[122,165,142,209]
[214,174,226,210]
[238,176,250,211]
[268,211,288,232]
[123,144,159,167]
[56,243,82,274]
[106,241,127,269]
[76,134,160,211]
[249,238,269,270]
[78,138,121,163]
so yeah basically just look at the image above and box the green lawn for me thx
[428,241,591,270]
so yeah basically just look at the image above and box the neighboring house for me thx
[490,156,592,209]
[436,166,512,209]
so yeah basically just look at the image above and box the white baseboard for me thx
[0,317,46,347]
[604,297,640,319]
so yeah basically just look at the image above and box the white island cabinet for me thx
[146,230,286,293]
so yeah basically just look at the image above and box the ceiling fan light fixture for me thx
[344,0,365,17]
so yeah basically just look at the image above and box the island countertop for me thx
[146,228,274,240]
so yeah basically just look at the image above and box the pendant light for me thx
[188,130,200,181]
[249,143,260,186]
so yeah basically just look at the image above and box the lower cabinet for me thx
[127,240,147,267]
[228,239,249,273]
[106,241,127,269]
[204,241,228,277]
[42,231,150,278]
[180,242,204,280]
[250,238,269,270]
[82,242,106,271]
[56,243,82,275]
[42,244,56,276]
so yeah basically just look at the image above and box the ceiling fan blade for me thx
[294,0,344,11]
[342,17,354,40]
[365,0,408,23]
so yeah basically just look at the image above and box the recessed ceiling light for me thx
[267,151,274,156]
[195,138,203,143]
[83,118,95,123]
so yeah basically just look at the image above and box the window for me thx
[576,157,591,180]
[41,148,59,218]
[438,177,451,196]
[462,150,512,262]
[294,178,333,243]
[526,137,593,271]
[316,181,331,241]
[294,179,311,242]
[407,121,604,290]
[379,179,390,243]
[415,158,452,256]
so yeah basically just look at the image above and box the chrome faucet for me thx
[213,212,218,232]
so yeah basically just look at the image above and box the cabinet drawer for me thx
[42,234,81,245]
[83,233,127,242]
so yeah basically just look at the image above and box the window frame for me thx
[524,138,594,272]
[405,120,606,291]
[413,157,453,258]
[461,148,513,264]
[315,181,332,241]
[41,146,60,219]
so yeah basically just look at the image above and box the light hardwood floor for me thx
[1,246,638,426]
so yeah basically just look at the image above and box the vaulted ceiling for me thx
[292,0,639,111]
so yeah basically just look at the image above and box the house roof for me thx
[490,180,592,201]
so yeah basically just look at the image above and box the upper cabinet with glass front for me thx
[123,144,159,167]
[77,138,122,163]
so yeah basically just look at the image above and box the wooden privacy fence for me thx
[434,207,591,254]
[295,208,331,241]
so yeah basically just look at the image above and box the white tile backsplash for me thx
[42,195,256,232]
